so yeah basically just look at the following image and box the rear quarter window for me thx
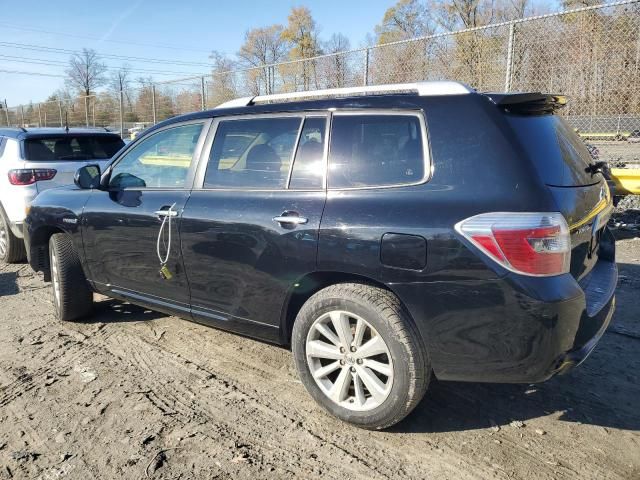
[505,115,600,187]
[328,114,426,189]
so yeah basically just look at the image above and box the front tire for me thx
[49,234,93,321]
[0,212,26,263]
[292,283,430,430]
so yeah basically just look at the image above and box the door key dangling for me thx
[156,203,177,280]
[159,264,173,280]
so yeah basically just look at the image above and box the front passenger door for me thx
[82,121,209,312]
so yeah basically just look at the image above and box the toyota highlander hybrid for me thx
[23,82,616,429]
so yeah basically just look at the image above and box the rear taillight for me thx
[455,212,571,276]
[8,169,57,185]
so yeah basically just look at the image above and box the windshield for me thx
[24,135,124,161]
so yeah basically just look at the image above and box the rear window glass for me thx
[506,115,600,187]
[328,114,425,189]
[24,135,124,161]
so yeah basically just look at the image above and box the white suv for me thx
[0,128,124,262]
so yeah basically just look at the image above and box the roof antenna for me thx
[64,112,69,133]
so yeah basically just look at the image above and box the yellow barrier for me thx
[139,155,191,168]
[577,132,630,140]
[610,168,640,196]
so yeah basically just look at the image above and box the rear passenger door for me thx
[180,114,328,340]
[318,111,431,278]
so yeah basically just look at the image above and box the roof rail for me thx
[215,81,473,109]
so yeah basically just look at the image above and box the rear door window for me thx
[23,135,124,161]
[204,117,302,189]
[328,114,426,189]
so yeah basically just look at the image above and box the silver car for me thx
[0,128,124,262]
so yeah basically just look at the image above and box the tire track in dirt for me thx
[97,327,398,479]
[1,253,639,479]
[97,317,507,480]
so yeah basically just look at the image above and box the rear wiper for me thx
[585,161,606,176]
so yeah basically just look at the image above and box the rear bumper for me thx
[393,259,618,384]
[554,296,615,375]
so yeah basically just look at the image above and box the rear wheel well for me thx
[280,272,396,346]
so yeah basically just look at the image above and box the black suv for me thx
[24,82,617,429]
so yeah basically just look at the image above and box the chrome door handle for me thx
[155,210,178,217]
[273,215,308,225]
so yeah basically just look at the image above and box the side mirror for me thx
[74,164,101,189]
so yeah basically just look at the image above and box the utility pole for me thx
[504,22,516,92]
[363,48,370,86]
[201,77,206,111]
[119,90,124,138]
[3,99,9,126]
[84,96,89,127]
[151,85,157,124]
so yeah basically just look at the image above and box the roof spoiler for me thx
[485,92,567,115]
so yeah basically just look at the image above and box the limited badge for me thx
[159,264,173,280]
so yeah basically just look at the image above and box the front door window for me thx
[110,123,204,189]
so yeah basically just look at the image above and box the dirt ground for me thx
[0,232,639,479]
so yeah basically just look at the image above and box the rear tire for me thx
[49,233,93,321]
[292,283,430,430]
[0,211,26,263]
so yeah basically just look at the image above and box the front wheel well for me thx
[30,226,66,280]
[280,272,398,346]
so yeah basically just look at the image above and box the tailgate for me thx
[547,181,613,280]
[500,101,614,280]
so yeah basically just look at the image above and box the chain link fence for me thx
[1,0,639,163]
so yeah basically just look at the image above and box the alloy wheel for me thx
[306,310,394,412]
[50,246,61,307]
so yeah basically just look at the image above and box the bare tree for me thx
[375,0,435,43]
[65,48,108,97]
[281,6,323,89]
[508,0,530,19]
[209,50,239,105]
[323,33,351,88]
[371,0,435,83]
[324,33,350,53]
[238,25,288,66]
[110,65,131,94]
[238,25,288,94]
[110,65,133,110]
